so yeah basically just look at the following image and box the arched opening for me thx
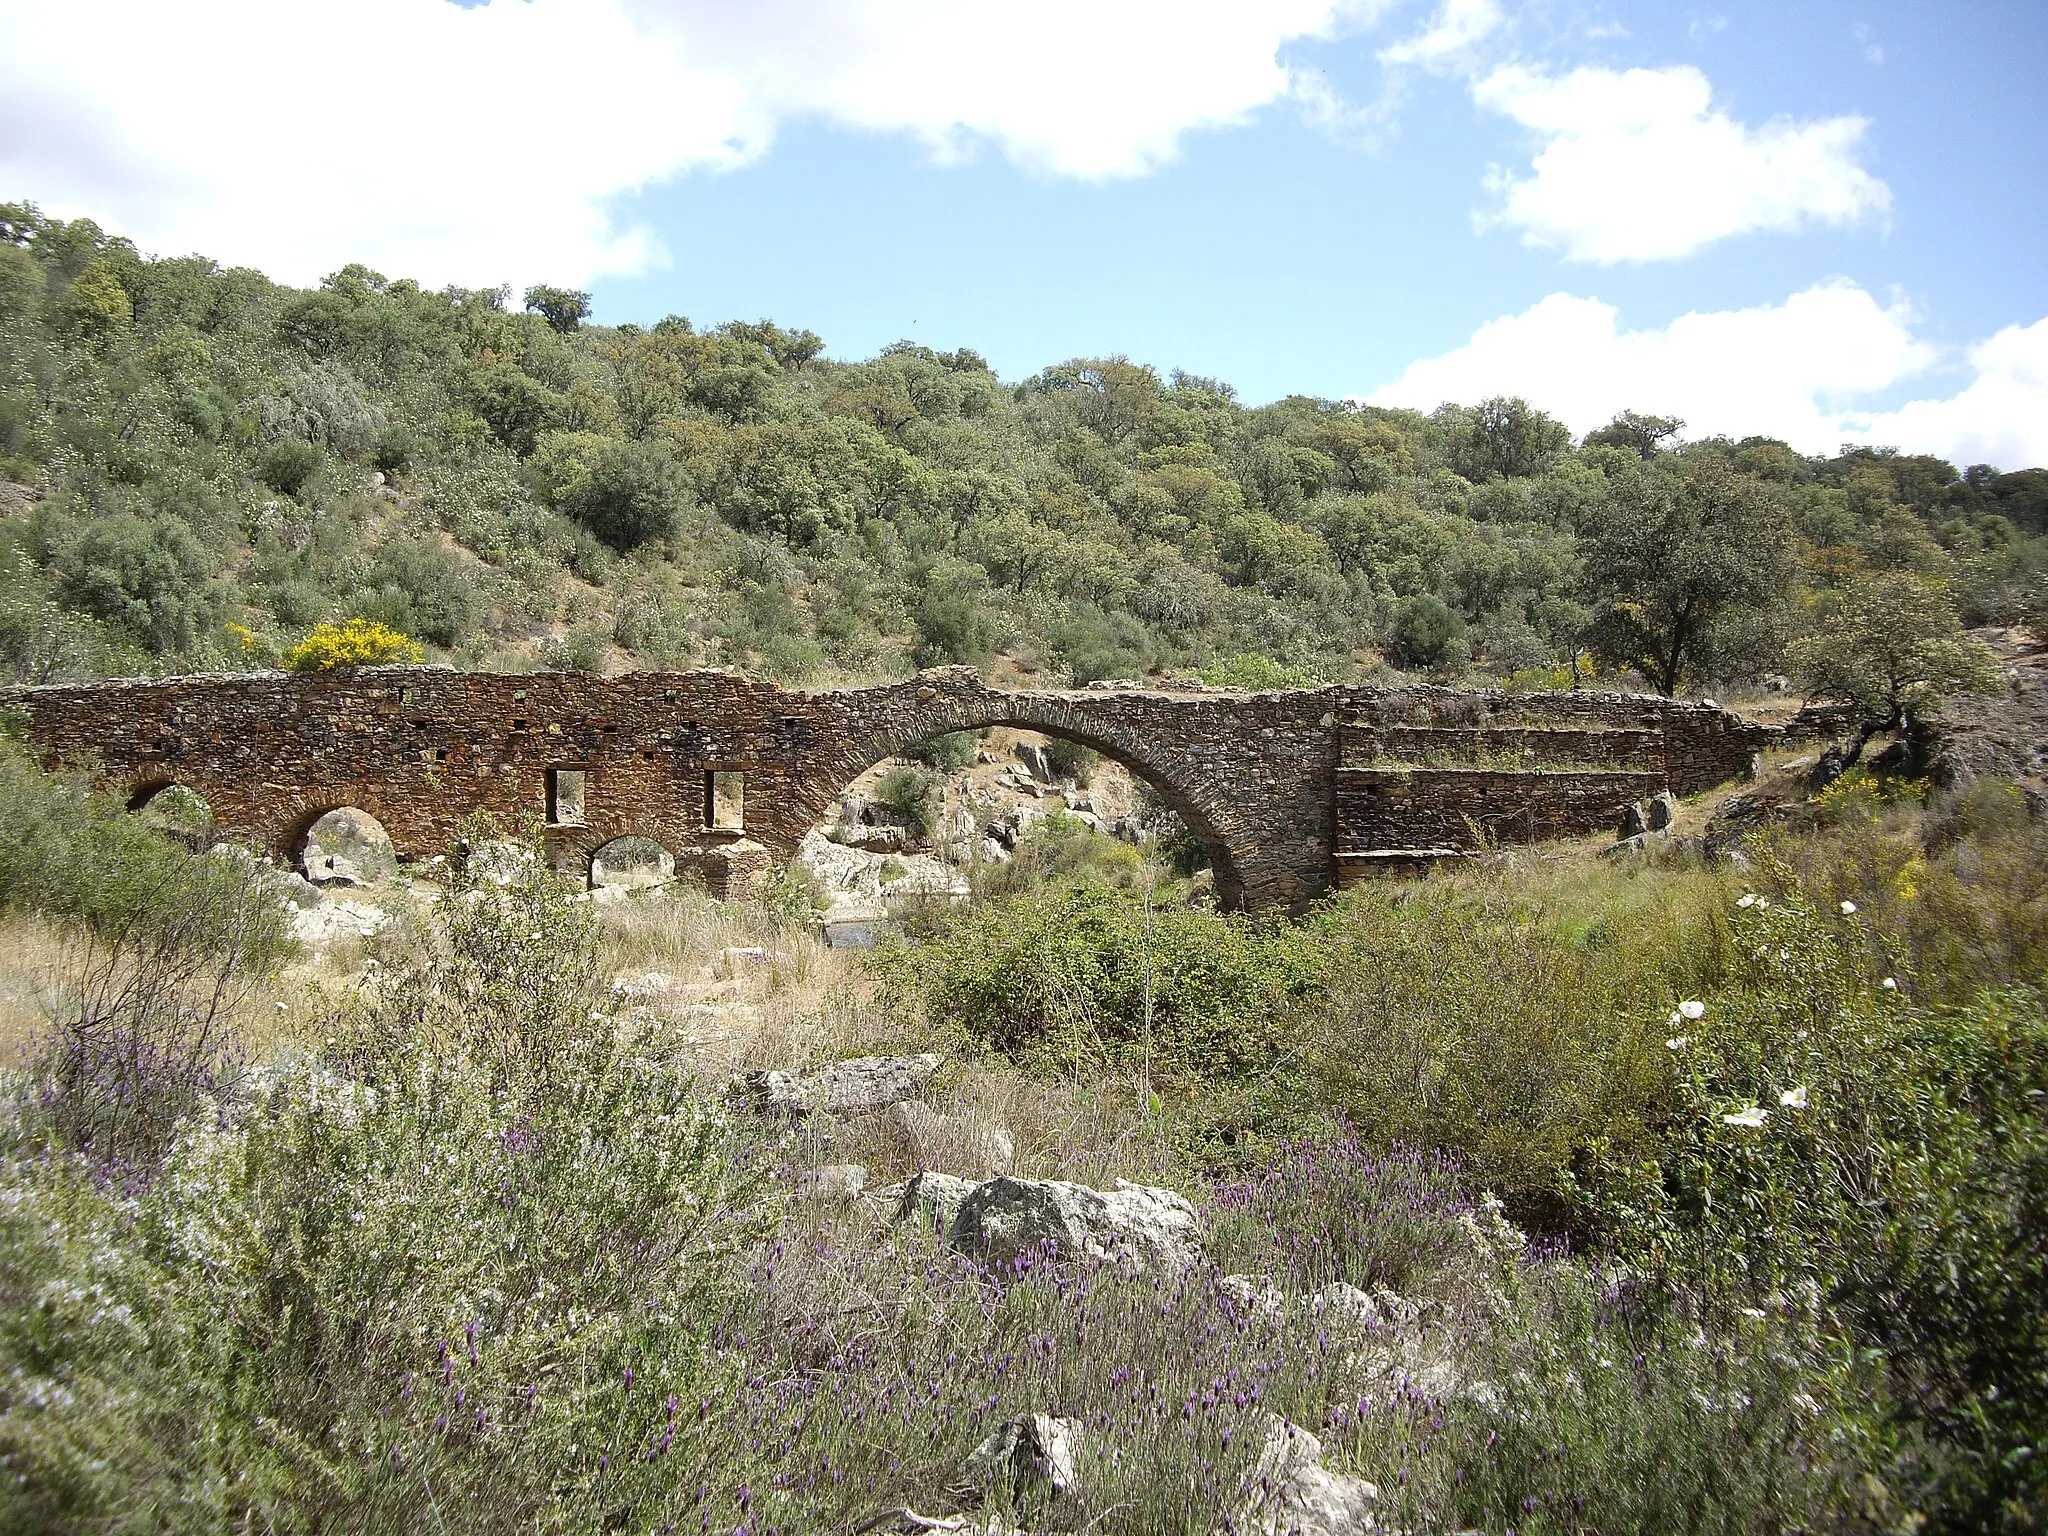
[793,716,1239,935]
[589,835,676,893]
[294,806,398,888]
[128,782,215,850]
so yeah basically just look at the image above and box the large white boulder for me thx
[950,1176,1201,1274]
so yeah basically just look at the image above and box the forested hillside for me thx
[2,200,2044,691]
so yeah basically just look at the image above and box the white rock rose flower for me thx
[1722,1105,1770,1128]
[1678,999,1706,1021]
[1779,1085,1809,1109]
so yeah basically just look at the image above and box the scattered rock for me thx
[797,1163,868,1204]
[1645,789,1678,832]
[1616,801,1649,839]
[1015,743,1054,782]
[890,1169,977,1235]
[950,1176,1201,1274]
[290,899,391,945]
[742,1054,943,1117]
[1704,792,1784,858]
[888,1100,1015,1177]
[610,971,679,1001]
[1217,1274,1284,1318]
[955,1413,1082,1523]
[1307,1282,1381,1331]
[306,853,368,887]
[1236,1415,1379,1536]
[718,946,769,978]
[270,870,324,910]
[1602,829,1670,858]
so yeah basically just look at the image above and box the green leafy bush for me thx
[904,730,977,770]
[878,879,1323,1096]
[53,511,218,653]
[353,537,480,648]
[258,437,322,496]
[1390,592,1466,669]
[874,764,943,842]
[0,828,770,1533]
[566,438,688,551]
[1196,652,1317,690]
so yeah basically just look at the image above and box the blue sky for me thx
[5,0,2046,465]
[599,2,2048,410]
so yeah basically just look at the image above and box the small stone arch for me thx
[289,804,399,886]
[794,706,1250,907]
[588,834,677,892]
[127,780,216,850]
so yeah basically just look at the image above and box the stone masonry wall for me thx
[1333,767,1670,852]
[0,666,1775,912]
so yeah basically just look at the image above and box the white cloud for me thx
[1473,63,1891,262]
[0,0,1359,290]
[1378,0,1506,71]
[1368,282,2048,468]
[1842,318,2048,470]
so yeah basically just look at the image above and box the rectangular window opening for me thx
[547,767,587,826]
[706,770,744,830]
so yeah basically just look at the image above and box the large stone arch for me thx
[780,696,1252,907]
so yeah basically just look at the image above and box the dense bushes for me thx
[0,837,770,1532]
[879,879,1324,1102]
[53,512,218,652]
[4,198,2044,691]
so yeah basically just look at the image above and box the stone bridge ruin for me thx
[0,665,1771,911]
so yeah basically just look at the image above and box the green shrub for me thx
[54,511,219,653]
[0,830,770,1533]
[0,740,282,954]
[904,730,977,770]
[1043,737,1097,785]
[372,424,419,475]
[258,438,322,496]
[1390,592,1466,668]
[874,764,943,842]
[913,588,990,668]
[877,880,1323,1099]
[1196,652,1317,690]
[353,537,480,648]
[1303,874,1731,1221]
[567,439,688,552]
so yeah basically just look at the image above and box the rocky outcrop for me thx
[301,806,398,884]
[955,1413,1083,1526]
[743,1053,942,1117]
[885,1169,977,1235]
[1237,1415,1380,1536]
[950,1176,1201,1274]
[796,1163,868,1204]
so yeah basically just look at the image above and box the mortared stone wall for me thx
[0,665,1773,911]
